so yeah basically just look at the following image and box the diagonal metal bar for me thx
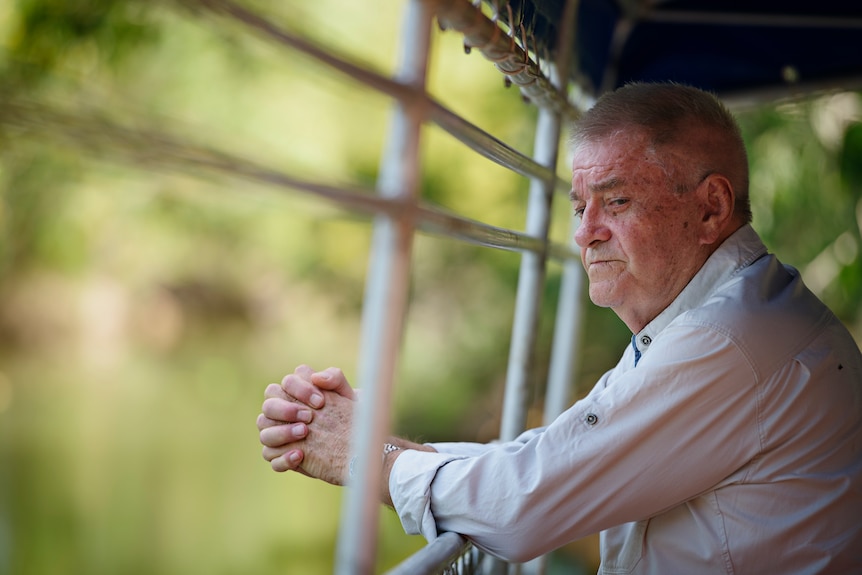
[432,0,579,118]
[177,0,572,195]
[0,95,577,262]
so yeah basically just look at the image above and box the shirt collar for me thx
[632,224,768,360]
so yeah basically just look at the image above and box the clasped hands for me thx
[257,365,357,486]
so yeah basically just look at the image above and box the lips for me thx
[584,257,624,280]
[585,253,620,267]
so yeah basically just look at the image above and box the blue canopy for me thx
[505,0,862,102]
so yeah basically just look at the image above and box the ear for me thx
[698,173,735,246]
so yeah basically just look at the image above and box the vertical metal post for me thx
[490,102,562,575]
[545,0,584,430]
[498,104,562,442]
[544,220,585,422]
[487,102,561,575]
[334,1,433,573]
[498,0,579,444]
[499,5,579,574]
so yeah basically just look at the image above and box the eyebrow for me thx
[569,176,626,202]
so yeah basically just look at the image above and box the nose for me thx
[574,202,611,248]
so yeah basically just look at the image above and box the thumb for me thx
[311,368,356,400]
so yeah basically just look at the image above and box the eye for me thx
[573,205,585,219]
[608,198,629,209]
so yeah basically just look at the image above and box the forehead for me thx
[569,132,662,200]
[571,130,651,171]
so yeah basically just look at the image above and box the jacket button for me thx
[640,335,652,346]
[585,413,598,426]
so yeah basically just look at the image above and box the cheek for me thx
[626,219,690,271]
[642,222,700,273]
[648,203,698,239]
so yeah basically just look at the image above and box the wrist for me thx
[380,443,401,507]
[348,443,402,479]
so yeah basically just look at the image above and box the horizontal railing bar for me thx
[384,532,473,575]
[1,96,578,261]
[181,0,571,195]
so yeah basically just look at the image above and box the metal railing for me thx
[386,532,480,575]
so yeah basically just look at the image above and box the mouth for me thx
[584,258,623,277]
[584,248,621,264]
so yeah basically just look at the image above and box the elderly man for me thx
[257,83,862,573]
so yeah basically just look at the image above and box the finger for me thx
[271,450,305,473]
[294,364,315,379]
[256,413,282,430]
[311,367,356,400]
[263,445,303,468]
[264,383,289,400]
[282,372,326,409]
[261,398,314,424]
[257,413,308,430]
[259,422,308,447]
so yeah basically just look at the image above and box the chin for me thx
[588,289,618,309]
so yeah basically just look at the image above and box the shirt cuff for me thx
[389,449,469,541]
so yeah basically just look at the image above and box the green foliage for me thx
[0,147,82,275]
[840,122,862,191]
[3,0,159,86]
[738,94,862,322]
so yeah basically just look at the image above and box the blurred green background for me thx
[1,1,860,574]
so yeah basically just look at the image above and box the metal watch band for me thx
[382,443,401,462]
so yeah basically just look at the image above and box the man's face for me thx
[570,131,708,332]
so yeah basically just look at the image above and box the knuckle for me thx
[324,367,343,380]
[283,382,313,403]
[262,445,287,461]
[264,383,285,399]
[261,397,286,419]
[262,446,274,461]
[259,428,275,446]
[282,373,305,391]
